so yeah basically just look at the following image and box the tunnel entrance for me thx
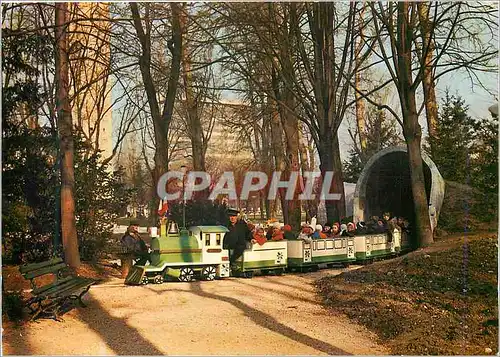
[364,151,432,226]
[353,147,445,245]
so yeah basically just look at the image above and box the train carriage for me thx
[287,237,356,270]
[353,229,401,262]
[232,240,288,278]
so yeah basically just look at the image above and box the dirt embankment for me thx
[316,232,498,355]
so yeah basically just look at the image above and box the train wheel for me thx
[202,266,217,281]
[243,271,253,279]
[178,267,194,282]
[141,276,149,285]
[342,262,350,268]
[153,275,163,284]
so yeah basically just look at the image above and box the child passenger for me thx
[298,224,313,242]
[312,225,326,239]
[271,225,284,241]
[283,224,295,240]
[251,227,267,245]
[342,222,356,237]
[331,223,341,237]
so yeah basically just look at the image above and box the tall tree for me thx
[426,92,475,184]
[370,2,433,246]
[55,2,80,268]
[354,2,368,160]
[130,2,183,210]
[417,2,438,156]
[472,115,498,196]
[178,4,219,179]
[365,1,497,246]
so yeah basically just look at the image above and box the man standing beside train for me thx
[223,208,252,269]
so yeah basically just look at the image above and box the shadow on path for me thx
[185,281,351,355]
[77,295,166,355]
[230,278,318,305]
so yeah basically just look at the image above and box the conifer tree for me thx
[426,92,476,184]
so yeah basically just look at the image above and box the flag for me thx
[158,199,169,217]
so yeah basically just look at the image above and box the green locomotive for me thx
[125,220,230,285]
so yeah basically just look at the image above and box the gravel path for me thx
[3,267,388,355]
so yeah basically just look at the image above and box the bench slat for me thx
[31,276,74,296]
[34,277,91,299]
[49,279,96,299]
[19,258,64,274]
[23,262,68,280]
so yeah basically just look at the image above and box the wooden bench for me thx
[19,257,97,321]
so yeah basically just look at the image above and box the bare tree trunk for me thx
[56,2,80,269]
[280,94,301,229]
[418,1,438,155]
[355,3,368,158]
[130,3,183,209]
[397,2,433,246]
[259,191,265,220]
[269,3,301,229]
[181,12,206,175]
[261,117,273,219]
[318,131,346,223]
[269,98,286,221]
[298,124,315,222]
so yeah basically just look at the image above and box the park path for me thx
[3,267,388,355]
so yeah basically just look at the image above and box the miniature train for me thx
[124,220,411,285]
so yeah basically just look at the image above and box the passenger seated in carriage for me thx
[270,224,284,241]
[298,224,314,241]
[356,221,368,235]
[340,223,348,236]
[342,222,356,237]
[265,221,278,240]
[382,212,397,242]
[397,216,410,233]
[312,225,327,239]
[283,224,296,240]
[251,227,267,245]
[382,212,391,227]
[374,219,386,233]
[366,216,379,233]
[322,224,333,238]
[331,222,341,237]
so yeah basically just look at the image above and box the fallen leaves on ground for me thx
[316,232,498,355]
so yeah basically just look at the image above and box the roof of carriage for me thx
[190,225,229,233]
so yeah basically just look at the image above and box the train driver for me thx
[222,208,252,268]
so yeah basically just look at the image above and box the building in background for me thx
[69,3,113,161]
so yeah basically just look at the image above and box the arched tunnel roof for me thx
[353,146,445,231]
